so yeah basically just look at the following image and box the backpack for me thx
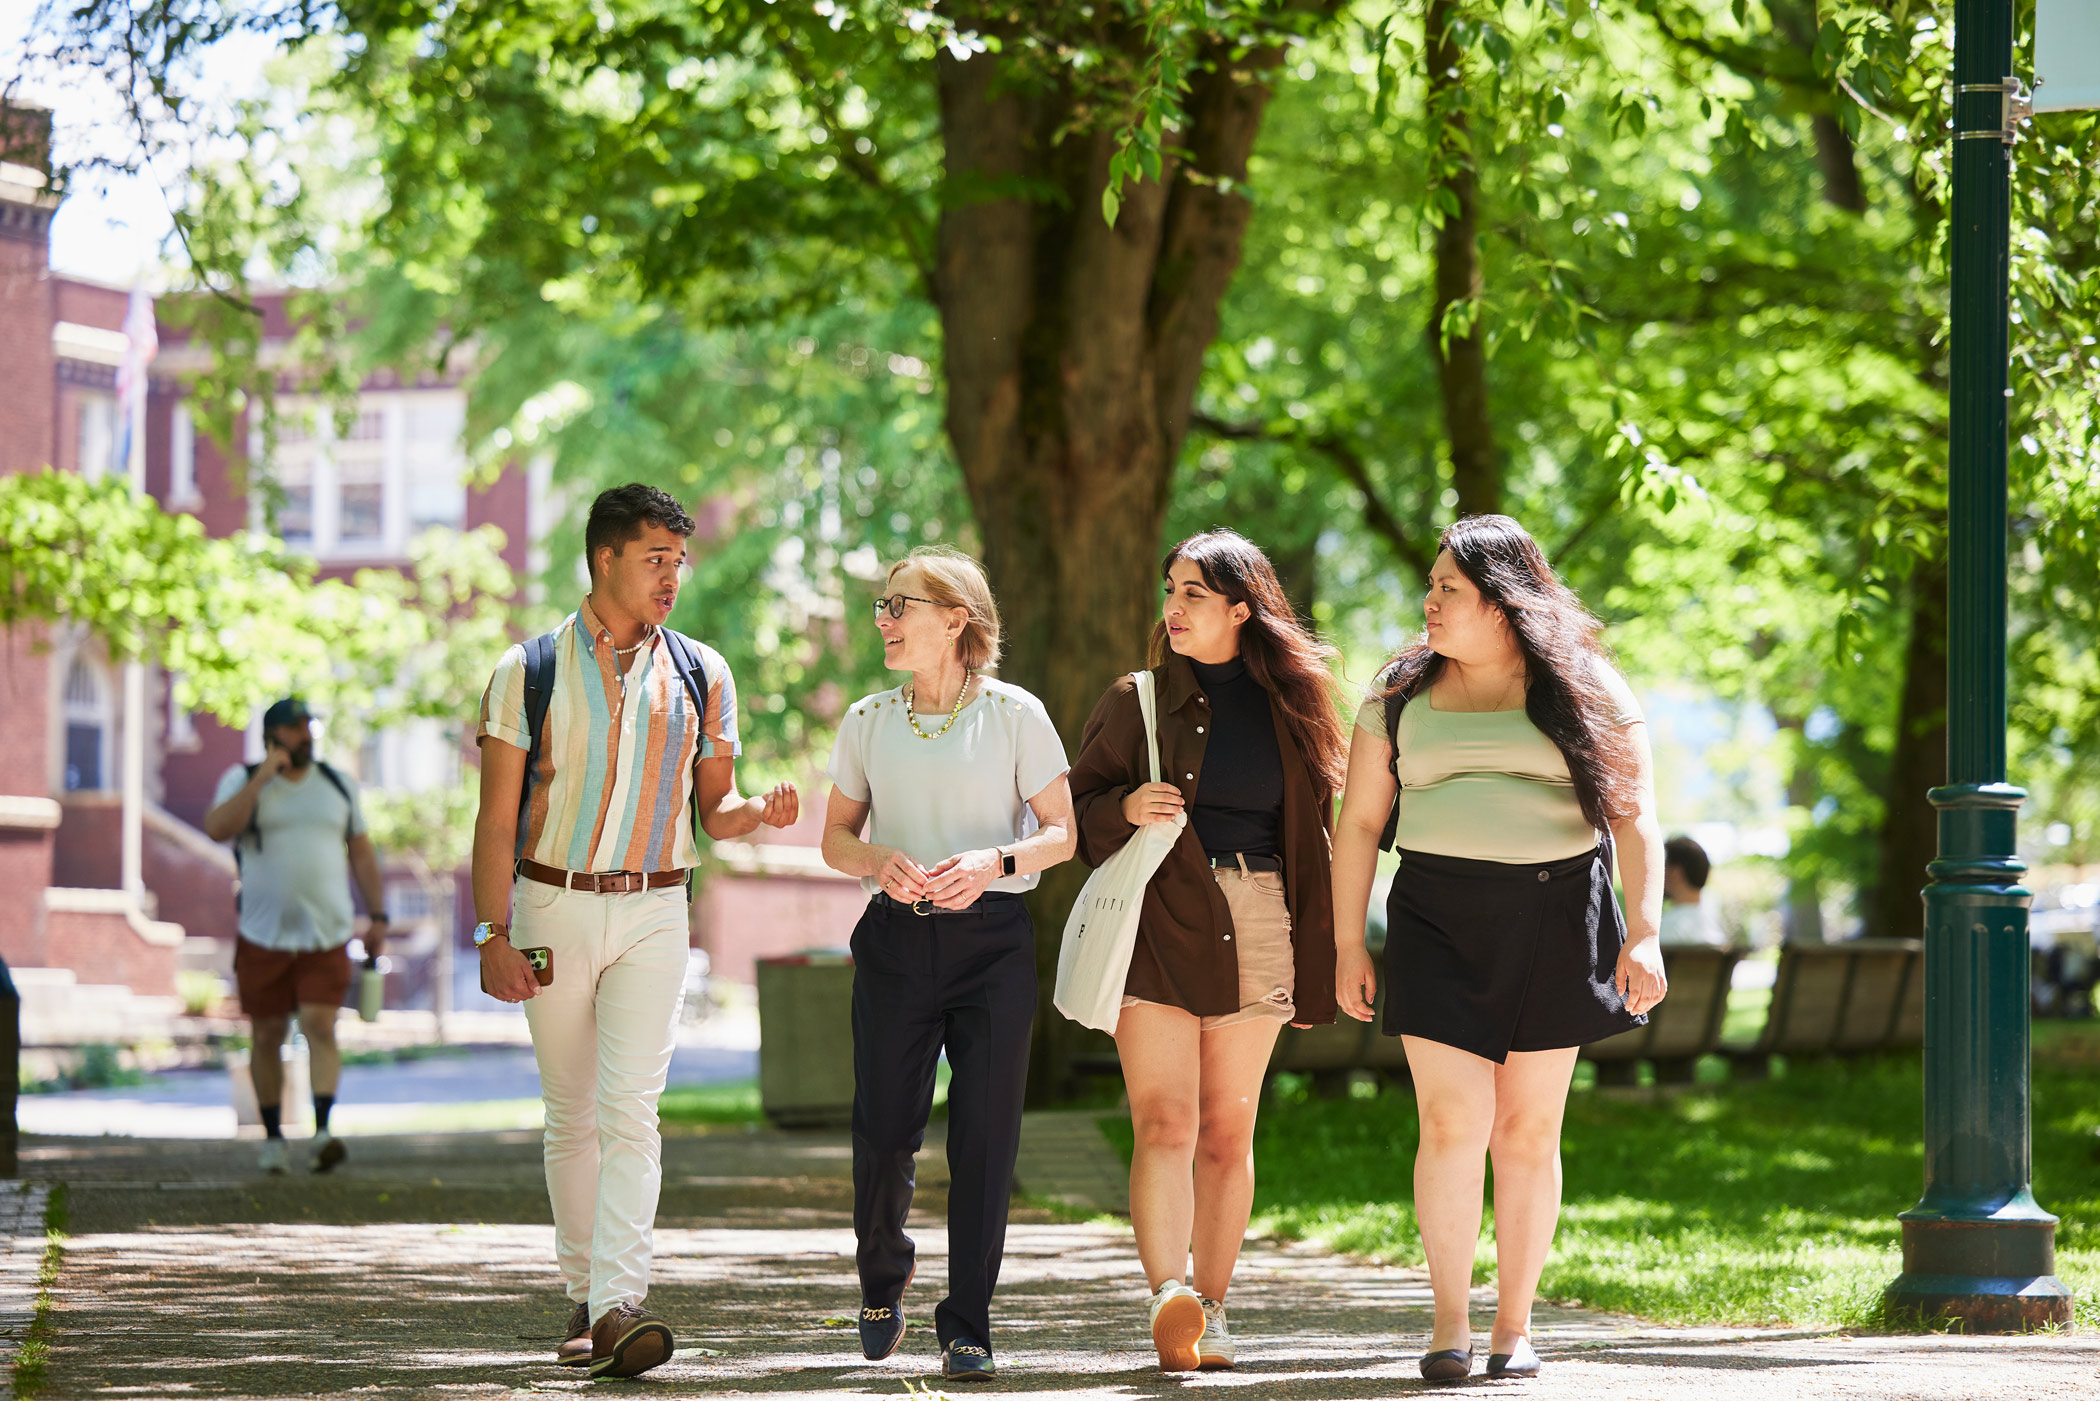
[1375,670,1422,853]
[233,759,355,912]
[518,626,712,882]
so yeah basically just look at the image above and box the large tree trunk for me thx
[1425,0,1498,517]
[934,33,1285,1102]
[1769,712,1828,944]
[1767,0,1868,214]
[1865,556,1949,943]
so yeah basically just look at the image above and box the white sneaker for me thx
[311,1128,347,1174]
[1198,1297,1235,1369]
[258,1138,288,1175]
[1147,1280,1205,1372]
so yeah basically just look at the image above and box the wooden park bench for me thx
[1725,938,1923,1075]
[1583,944,1742,1085]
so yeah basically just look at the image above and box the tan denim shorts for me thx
[1124,864,1297,1030]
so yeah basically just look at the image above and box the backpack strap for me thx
[313,760,356,840]
[1376,670,1418,854]
[517,632,559,850]
[661,629,714,898]
[240,762,264,853]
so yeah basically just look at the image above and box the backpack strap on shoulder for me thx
[241,762,264,853]
[313,760,356,840]
[518,632,559,849]
[1377,668,1417,854]
[661,628,713,898]
[661,628,711,723]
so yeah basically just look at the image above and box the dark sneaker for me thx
[859,1301,905,1361]
[589,1301,675,1379]
[556,1302,592,1367]
[941,1339,996,1383]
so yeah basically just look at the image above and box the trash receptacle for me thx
[756,951,855,1128]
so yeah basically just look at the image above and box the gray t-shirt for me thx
[827,678,1070,896]
[213,762,368,952]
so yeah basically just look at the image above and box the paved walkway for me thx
[0,1181,48,1385]
[18,1043,758,1139]
[19,1122,2100,1399]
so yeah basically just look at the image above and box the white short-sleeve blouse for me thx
[828,678,1070,895]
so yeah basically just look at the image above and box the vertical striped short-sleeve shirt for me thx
[477,597,741,873]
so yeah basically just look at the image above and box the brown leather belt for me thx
[517,859,686,894]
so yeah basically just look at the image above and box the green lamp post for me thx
[1882,0,2073,1332]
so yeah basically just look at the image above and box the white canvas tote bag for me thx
[1054,670,1184,1033]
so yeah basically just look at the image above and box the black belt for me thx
[1209,852,1282,873]
[871,890,1029,918]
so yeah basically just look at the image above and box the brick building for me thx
[2,105,861,1020]
[0,104,545,1013]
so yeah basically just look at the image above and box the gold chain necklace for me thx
[904,669,975,741]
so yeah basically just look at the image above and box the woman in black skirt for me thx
[1331,515,1666,1383]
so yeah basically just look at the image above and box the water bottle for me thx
[358,956,385,1023]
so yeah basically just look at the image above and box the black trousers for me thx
[849,894,1036,1350]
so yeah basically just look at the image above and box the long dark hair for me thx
[1148,531,1350,798]
[1378,515,1639,830]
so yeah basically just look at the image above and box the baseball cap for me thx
[262,697,315,729]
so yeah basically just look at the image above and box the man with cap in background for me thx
[204,698,389,1174]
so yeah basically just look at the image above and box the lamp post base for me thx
[1885,1216,2073,1331]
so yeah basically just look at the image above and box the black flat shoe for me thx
[858,1301,905,1361]
[1486,1338,1541,1377]
[1419,1346,1474,1381]
[941,1339,997,1382]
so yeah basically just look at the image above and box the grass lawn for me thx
[1101,1022,2100,1330]
[657,1062,954,1131]
[659,1079,765,1127]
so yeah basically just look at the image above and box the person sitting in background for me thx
[1659,835,1729,947]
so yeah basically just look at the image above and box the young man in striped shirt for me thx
[473,483,798,1379]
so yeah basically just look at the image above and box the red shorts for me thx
[234,939,353,1018]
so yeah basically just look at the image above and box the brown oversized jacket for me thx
[1068,650,1338,1025]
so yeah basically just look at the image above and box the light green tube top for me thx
[1355,663,1642,865]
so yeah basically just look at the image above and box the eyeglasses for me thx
[873,593,942,620]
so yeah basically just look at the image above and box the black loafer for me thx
[1486,1337,1541,1377]
[1419,1346,1474,1381]
[941,1339,997,1382]
[859,1301,905,1361]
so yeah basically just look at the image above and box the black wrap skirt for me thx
[1381,843,1646,1063]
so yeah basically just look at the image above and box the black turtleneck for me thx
[1187,654,1284,858]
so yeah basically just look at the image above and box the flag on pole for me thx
[114,285,158,479]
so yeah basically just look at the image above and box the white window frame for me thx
[249,390,468,560]
[169,404,201,510]
[62,654,113,793]
[78,393,121,482]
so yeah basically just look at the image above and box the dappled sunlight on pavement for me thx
[21,1128,2100,1399]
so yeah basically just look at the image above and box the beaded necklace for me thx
[904,669,975,741]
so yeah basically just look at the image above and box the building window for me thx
[170,405,201,509]
[78,394,122,481]
[406,398,468,532]
[356,719,458,795]
[63,657,111,792]
[249,391,468,559]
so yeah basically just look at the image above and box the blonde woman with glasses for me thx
[821,546,1077,1384]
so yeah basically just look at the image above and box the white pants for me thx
[515,879,688,1319]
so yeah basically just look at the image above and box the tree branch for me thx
[1189,412,1433,578]
[774,32,937,301]
[1147,40,1281,456]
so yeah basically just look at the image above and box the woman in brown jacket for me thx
[1069,531,1348,1374]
